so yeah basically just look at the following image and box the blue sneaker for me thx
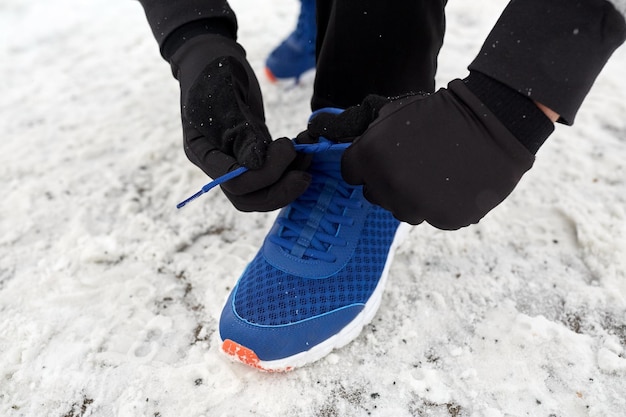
[219,124,409,372]
[265,0,316,82]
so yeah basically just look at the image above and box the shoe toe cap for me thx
[219,290,364,363]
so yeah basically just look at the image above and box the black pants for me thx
[312,0,447,110]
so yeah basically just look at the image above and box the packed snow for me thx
[1,0,625,416]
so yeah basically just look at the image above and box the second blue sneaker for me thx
[265,0,316,82]
[219,129,409,372]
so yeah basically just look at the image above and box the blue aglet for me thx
[176,166,248,209]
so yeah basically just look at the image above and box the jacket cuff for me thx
[464,71,554,154]
[469,0,626,125]
[137,0,238,59]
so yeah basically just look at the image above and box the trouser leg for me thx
[312,0,447,110]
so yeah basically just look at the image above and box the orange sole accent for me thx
[264,67,278,83]
[221,339,292,373]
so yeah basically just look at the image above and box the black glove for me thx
[169,34,311,212]
[309,79,554,229]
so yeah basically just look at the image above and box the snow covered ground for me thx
[1,0,626,416]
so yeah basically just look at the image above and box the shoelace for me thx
[177,140,348,208]
[177,109,344,209]
[268,141,362,262]
[176,166,248,209]
[177,140,360,262]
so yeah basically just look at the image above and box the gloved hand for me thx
[170,34,311,212]
[308,80,543,230]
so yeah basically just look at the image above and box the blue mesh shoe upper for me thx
[219,136,401,362]
[265,0,316,80]
[236,204,399,326]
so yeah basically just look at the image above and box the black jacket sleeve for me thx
[137,0,238,58]
[469,0,626,125]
